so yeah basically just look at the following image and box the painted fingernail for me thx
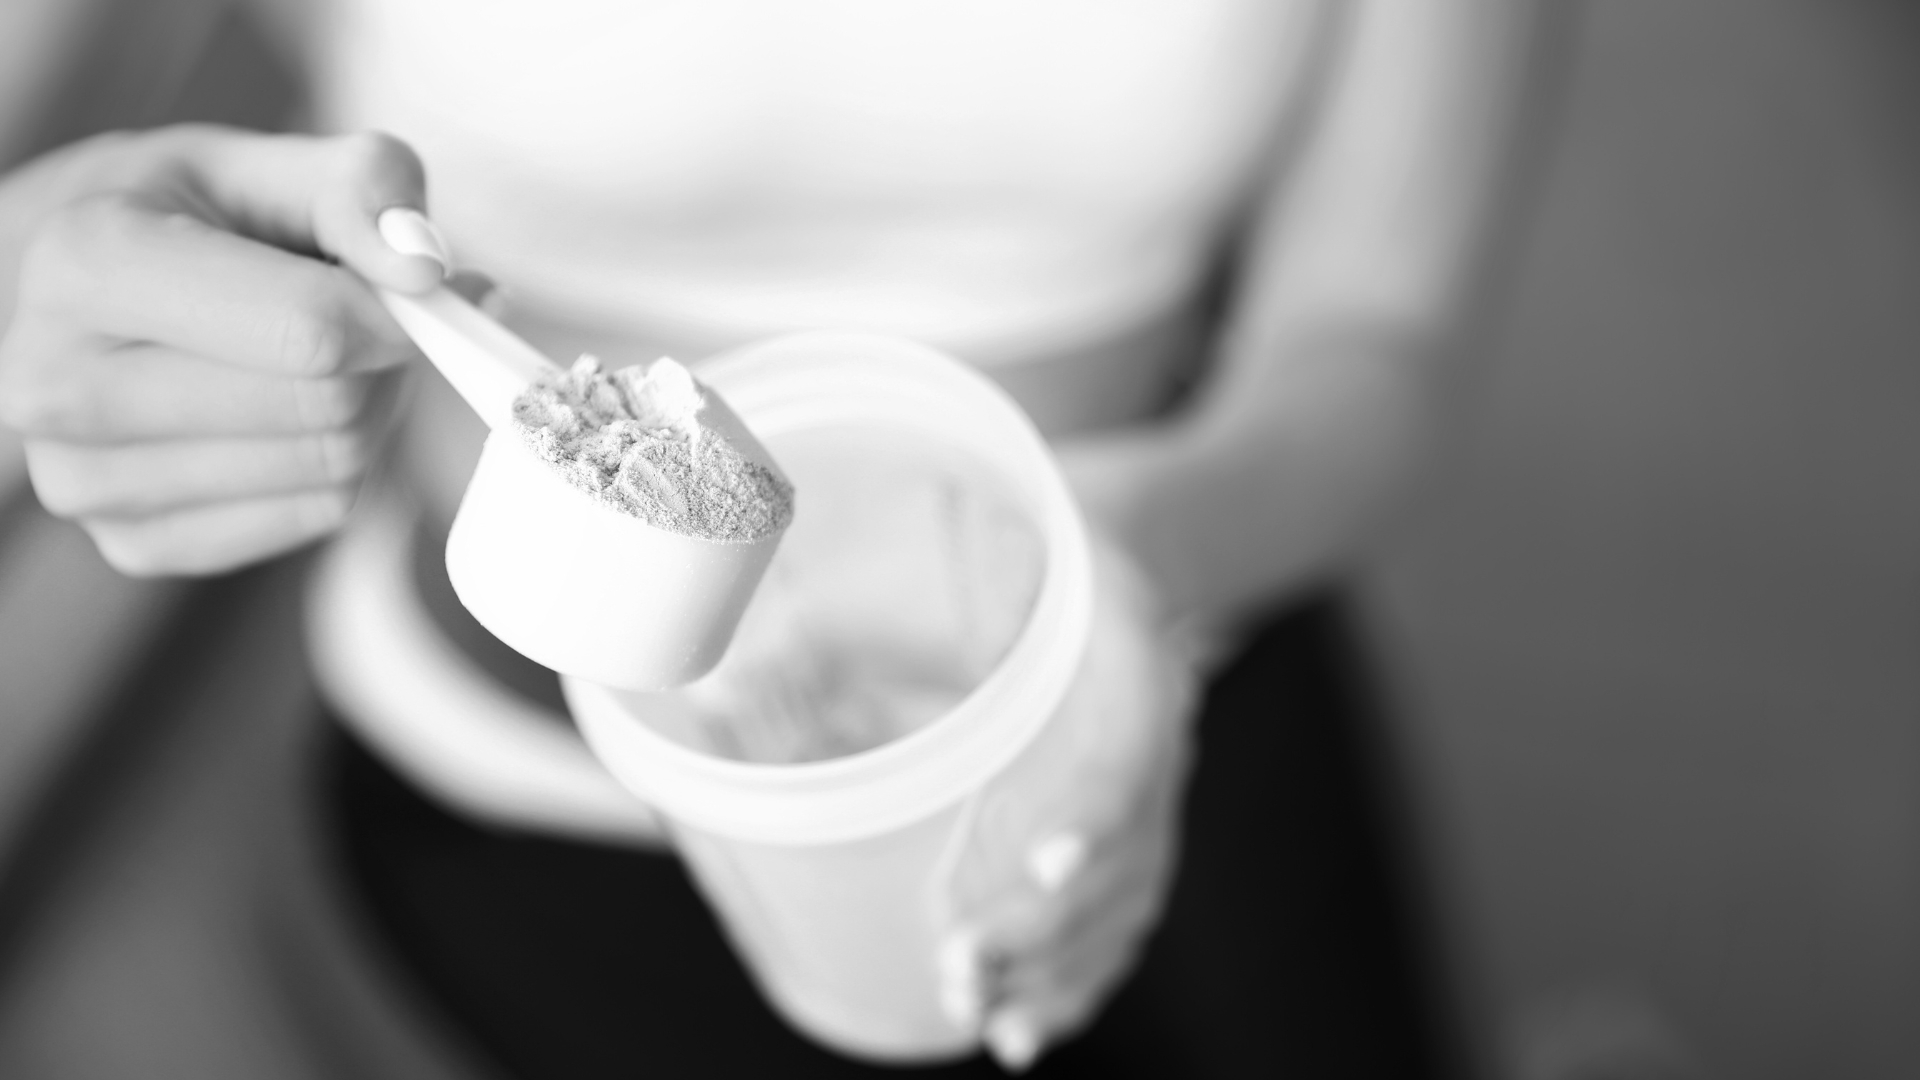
[937,929,984,1031]
[376,207,450,277]
[986,1010,1041,1073]
[1026,831,1087,894]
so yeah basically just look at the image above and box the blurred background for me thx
[1363,4,1919,1076]
[0,2,1914,1078]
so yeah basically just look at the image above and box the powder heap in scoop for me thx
[510,355,793,542]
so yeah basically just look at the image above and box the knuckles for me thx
[21,424,382,524]
[291,374,376,432]
[329,131,425,195]
[23,194,377,380]
[0,366,101,438]
[307,428,380,486]
[11,131,416,386]
[15,193,142,310]
[270,283,354,378]
[0,309,100,437]
[272,266,402,378]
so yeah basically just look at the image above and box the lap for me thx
[319,595,1448,1078]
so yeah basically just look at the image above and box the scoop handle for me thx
[379,286,559,431]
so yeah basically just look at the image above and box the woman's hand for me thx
[0,126,444,575]
[939,534,1199,1071]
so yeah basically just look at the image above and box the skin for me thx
[1061,0,1541,627]
[1000,2,1540,1059]
[0,127,438,574]
[0,0,1540,1067]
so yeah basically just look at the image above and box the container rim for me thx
[568,332,1093,845]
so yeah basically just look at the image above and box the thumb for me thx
[182,127,446,295]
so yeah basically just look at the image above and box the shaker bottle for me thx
[564,332,1093,1062]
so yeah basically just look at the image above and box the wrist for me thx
[1055,427,1206,626]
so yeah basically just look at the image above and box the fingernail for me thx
[1026,831,1087,894]
[937,929,984,1031]
[986,1011,1041,1073]
[377,207,450,277]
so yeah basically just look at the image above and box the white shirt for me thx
[313,0,1326,366]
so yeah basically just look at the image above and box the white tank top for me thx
[311,0,1326,365]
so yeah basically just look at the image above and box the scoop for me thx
[373,208,789,690]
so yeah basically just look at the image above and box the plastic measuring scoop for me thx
[371,208,790,690]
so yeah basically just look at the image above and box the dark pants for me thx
[321,594,1453,1078]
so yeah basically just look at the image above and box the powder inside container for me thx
[623,427,1046,764]
[511,355,793,543]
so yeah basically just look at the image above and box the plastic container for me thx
[564,331,1093,1062]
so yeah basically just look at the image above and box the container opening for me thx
[617,424,1046,764]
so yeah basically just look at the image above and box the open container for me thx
[564,332,1093,1062]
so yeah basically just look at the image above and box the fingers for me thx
[0,342,389,441]
[18,367,402,574]
[994,833,1174,1003]
[940,840,1159,1068]
[984,1011,1045,1074]
[978,825,1167,980]
[187,128,445,294]
[22,356,402,515]
[16,194,417,378]
[947,755,1188,1068]
[86,487,356,577]
[974,841,1173,1072]
[8,127,446,382]
[949,894,1144,1075]
[0,127,439,579]
[928,534,1197,1070]
[25,431,376,519]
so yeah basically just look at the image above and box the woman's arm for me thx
[1060,0,1543,626]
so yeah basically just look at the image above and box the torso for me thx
[296,0,1330,517]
